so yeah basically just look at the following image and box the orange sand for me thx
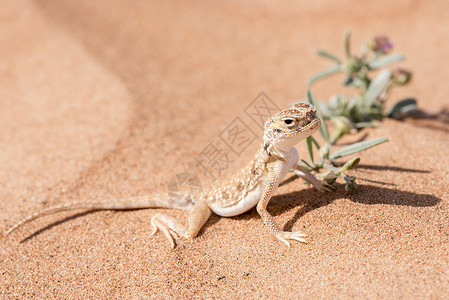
[1,0,448,298]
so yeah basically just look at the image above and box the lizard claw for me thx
[276,231,308,246]
[151,222,158,236]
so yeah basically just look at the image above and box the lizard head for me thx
[263,102,320,153]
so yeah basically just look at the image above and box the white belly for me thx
[210,183,264,217]
[209,147,299,217]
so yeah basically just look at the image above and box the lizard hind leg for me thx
[151,200,212,248]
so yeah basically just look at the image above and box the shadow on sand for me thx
[17,172,440,243]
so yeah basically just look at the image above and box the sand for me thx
[1,0,448,298]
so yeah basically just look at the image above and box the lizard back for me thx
[198,147,268,211]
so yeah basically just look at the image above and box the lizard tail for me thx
[5,193,194,235]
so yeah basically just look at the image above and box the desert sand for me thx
[1,0,448,298]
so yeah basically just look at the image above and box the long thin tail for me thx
[5,193,193,235]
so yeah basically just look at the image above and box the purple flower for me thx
[373,36,394,53]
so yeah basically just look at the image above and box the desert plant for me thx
[298,90,389,193]
[307,31,415,144]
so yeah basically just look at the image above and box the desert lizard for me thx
[5,103,332,248]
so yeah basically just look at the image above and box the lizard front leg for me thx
[292,164,334,192]
[256,166,307,246]
[151,200,211,248]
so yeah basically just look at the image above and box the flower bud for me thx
[393,68,412,85]
[344,181,358,193]
[344,175,357,193]
[341,157,360,171]
[345,57,364,75]
[332,116,353,134]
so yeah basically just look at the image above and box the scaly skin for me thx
[5,103,333,248]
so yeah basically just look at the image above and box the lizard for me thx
[5,102,332,248]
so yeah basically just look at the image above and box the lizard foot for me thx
[313,180,335,193]
[276,231,308,247]
[293,168,335,193]
[150,214,178,249]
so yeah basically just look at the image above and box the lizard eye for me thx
[283,119,296,128]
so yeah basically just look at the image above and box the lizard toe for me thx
[277,231,308,246]
[151,214,177,248]
[316,181,335,193]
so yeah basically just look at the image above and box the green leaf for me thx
[354,122,379,129]
[317,50,341,63]
[385,98,417,118]
[329,95,341,109]
[316,101,333,118]
[344,30,351,58]
[363,69,393,107]
[346,97,358,115]
[329,137,388,160]
[309,135,321,150]
[306,137,314,163]
[370,51,382,63]
[307,89,330,142]
[322,163,341,174]
[307,65,341,86]
[369,53,404,69]
[300,159,314,171]
[319,143,330,160]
